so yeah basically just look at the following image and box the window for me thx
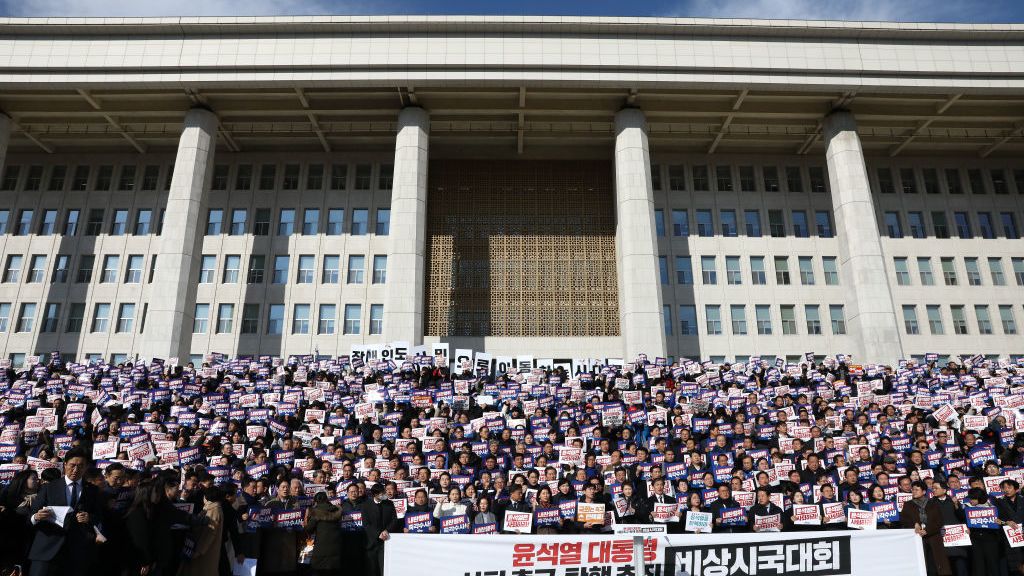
[1000,305,1018,335]
[24,166,43,191]
[931,211,949,238]
[672,210,689,236]
[273,256,289,284]
[692,165,709,191]
[822,257,839,285]
[98,255,118,283]
[344,304,362,334]
[894,258,911,286]
[1014,258,1024,285]
[0,303,9,332]
[253,208,271,236]
[693,210,712,237]
[757,211,782,241]
[3,255,22,283]
[829,305,846,335]
[944,168,963,194]
[258,164,276,190]
[41,303,59,333]
[372,255,387,284]
[968,169,986,194]
[951,305,969,335]
[278,209,295,236]
[95,165,113,190]
[917,257,935,285]
[907,212,926,239]
[129,209,151,236]
[805,305,821,335]
[989,258,1006,286]
[781,305,797,335]
[205,209,223,235]
[730,305,747,335]
[0,210,8,234]
[117,165,136,191]
[199,255,216,283]
[716,166,733,192]
[815,211,833,238]
[954,212,973,239]
[306,164,324,190]
[47,167,68,192]
[750,256,766,285]
[352,209,368,235]
[347,255,365,284]
[296,255,315,284]
[327,209,344,235]
[663,305,673,336]
[282,164,300,190]
[922,168,940,194]
[0,166,18,190]
[16,209,33,236]
[926,305,944,335]
[785,166,804,192]
[322,255,340,284]
[725,256,742,285]
[65,303,84,333]
[720,210,737,237]
[52,255,69,283]
[36,209,57,236]
[651,209,666,237]
[375,208,391,235]
[17,303,36,332]
[774,256,790,285]
[941,258,958,286]
[976,305,993,335]
[679,305,697,335]
[883,212,903,238]
[902,305,920,335]
[91,303,110,333]
[116,303,135,333]
[318,304,336,334]
[658,256,669,285]
[247,255,265,284]
[1001,212,1020,239]
[125,255,143,283]
[744,210,761,237]
[798,256,815,285]
[701,256,717,285]
[302,209,319,235]
[705,305,722,335]
[791,211,809,237]
[76,255,94,283]
[330,164,348,190]
[668,165,686,191]
[369,304,384,335]
[965,258,982,286]
[229,209,246,235]
[223,255,241,283]
[241,304,259,334]
[763,166,780,192]
[192,304,209,334]
[739,166,756,191]
[28,255,46,283]
[292,304,310,334]
[809,166,826,193]
[900,168,918,194]
[755,305,772,335]
[211,165,229,190]
[977,212,995,239]
[355,164,372,189]
[675,256,693,285]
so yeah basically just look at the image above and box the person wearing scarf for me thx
[900,480,951,576]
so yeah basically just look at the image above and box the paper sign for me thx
[965,506,999,529]
[848,509,877,530]
[503,511,533,533]
[684,511,713,533]
[753,514,781,532]
[792,504,821,525]
[1006,524,1024,548]
[652,502,679,523]
[942,524,971,547]
[576,503,605,525]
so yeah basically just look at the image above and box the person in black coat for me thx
[125,475,208,576]
[497,485,532,533]
[304,492,343,576]
[27,449,103,576]
[708,483,742,533]
[644,478,679,529]
[361,484,398,576]
[748,488,784,532]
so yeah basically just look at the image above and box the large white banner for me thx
[385,530,926,576]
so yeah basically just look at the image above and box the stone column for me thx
[614,108,667,361]
[382,107,429,345]
[823,109,904,364]
[138,107,218,362]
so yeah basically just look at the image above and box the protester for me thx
[179,486,224,576]
[303,492,343,576]
[27,449,101,576]
[360,484,396,576]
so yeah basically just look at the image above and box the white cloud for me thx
[674,0,1001,22]
[0,0,361,17]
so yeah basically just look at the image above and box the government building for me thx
[0,15,1021,366]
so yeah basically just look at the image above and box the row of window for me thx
[873,166,1024,196]
[650,164,829,194]
[0,302,383,337]
[892,256,1024,288]
[0,162,394,193]
[0,206,391,238]
[653,208,834,239]
[900,304,1020,336]
[658,255,840,287]
[662,304,847,336]
[883,210,1021,240]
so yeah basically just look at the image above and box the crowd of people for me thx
[0,350,1022,576]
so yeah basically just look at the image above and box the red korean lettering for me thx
[559,542,583,565]
[512,543,536,567]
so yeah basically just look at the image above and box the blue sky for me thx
[0,0,1021,22]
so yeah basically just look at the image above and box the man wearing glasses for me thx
[27,448,102,576]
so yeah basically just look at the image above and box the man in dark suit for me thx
[361,483,398,576]
[644,477,678,523]
[28,448,102,576]
[497,484,532,533]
